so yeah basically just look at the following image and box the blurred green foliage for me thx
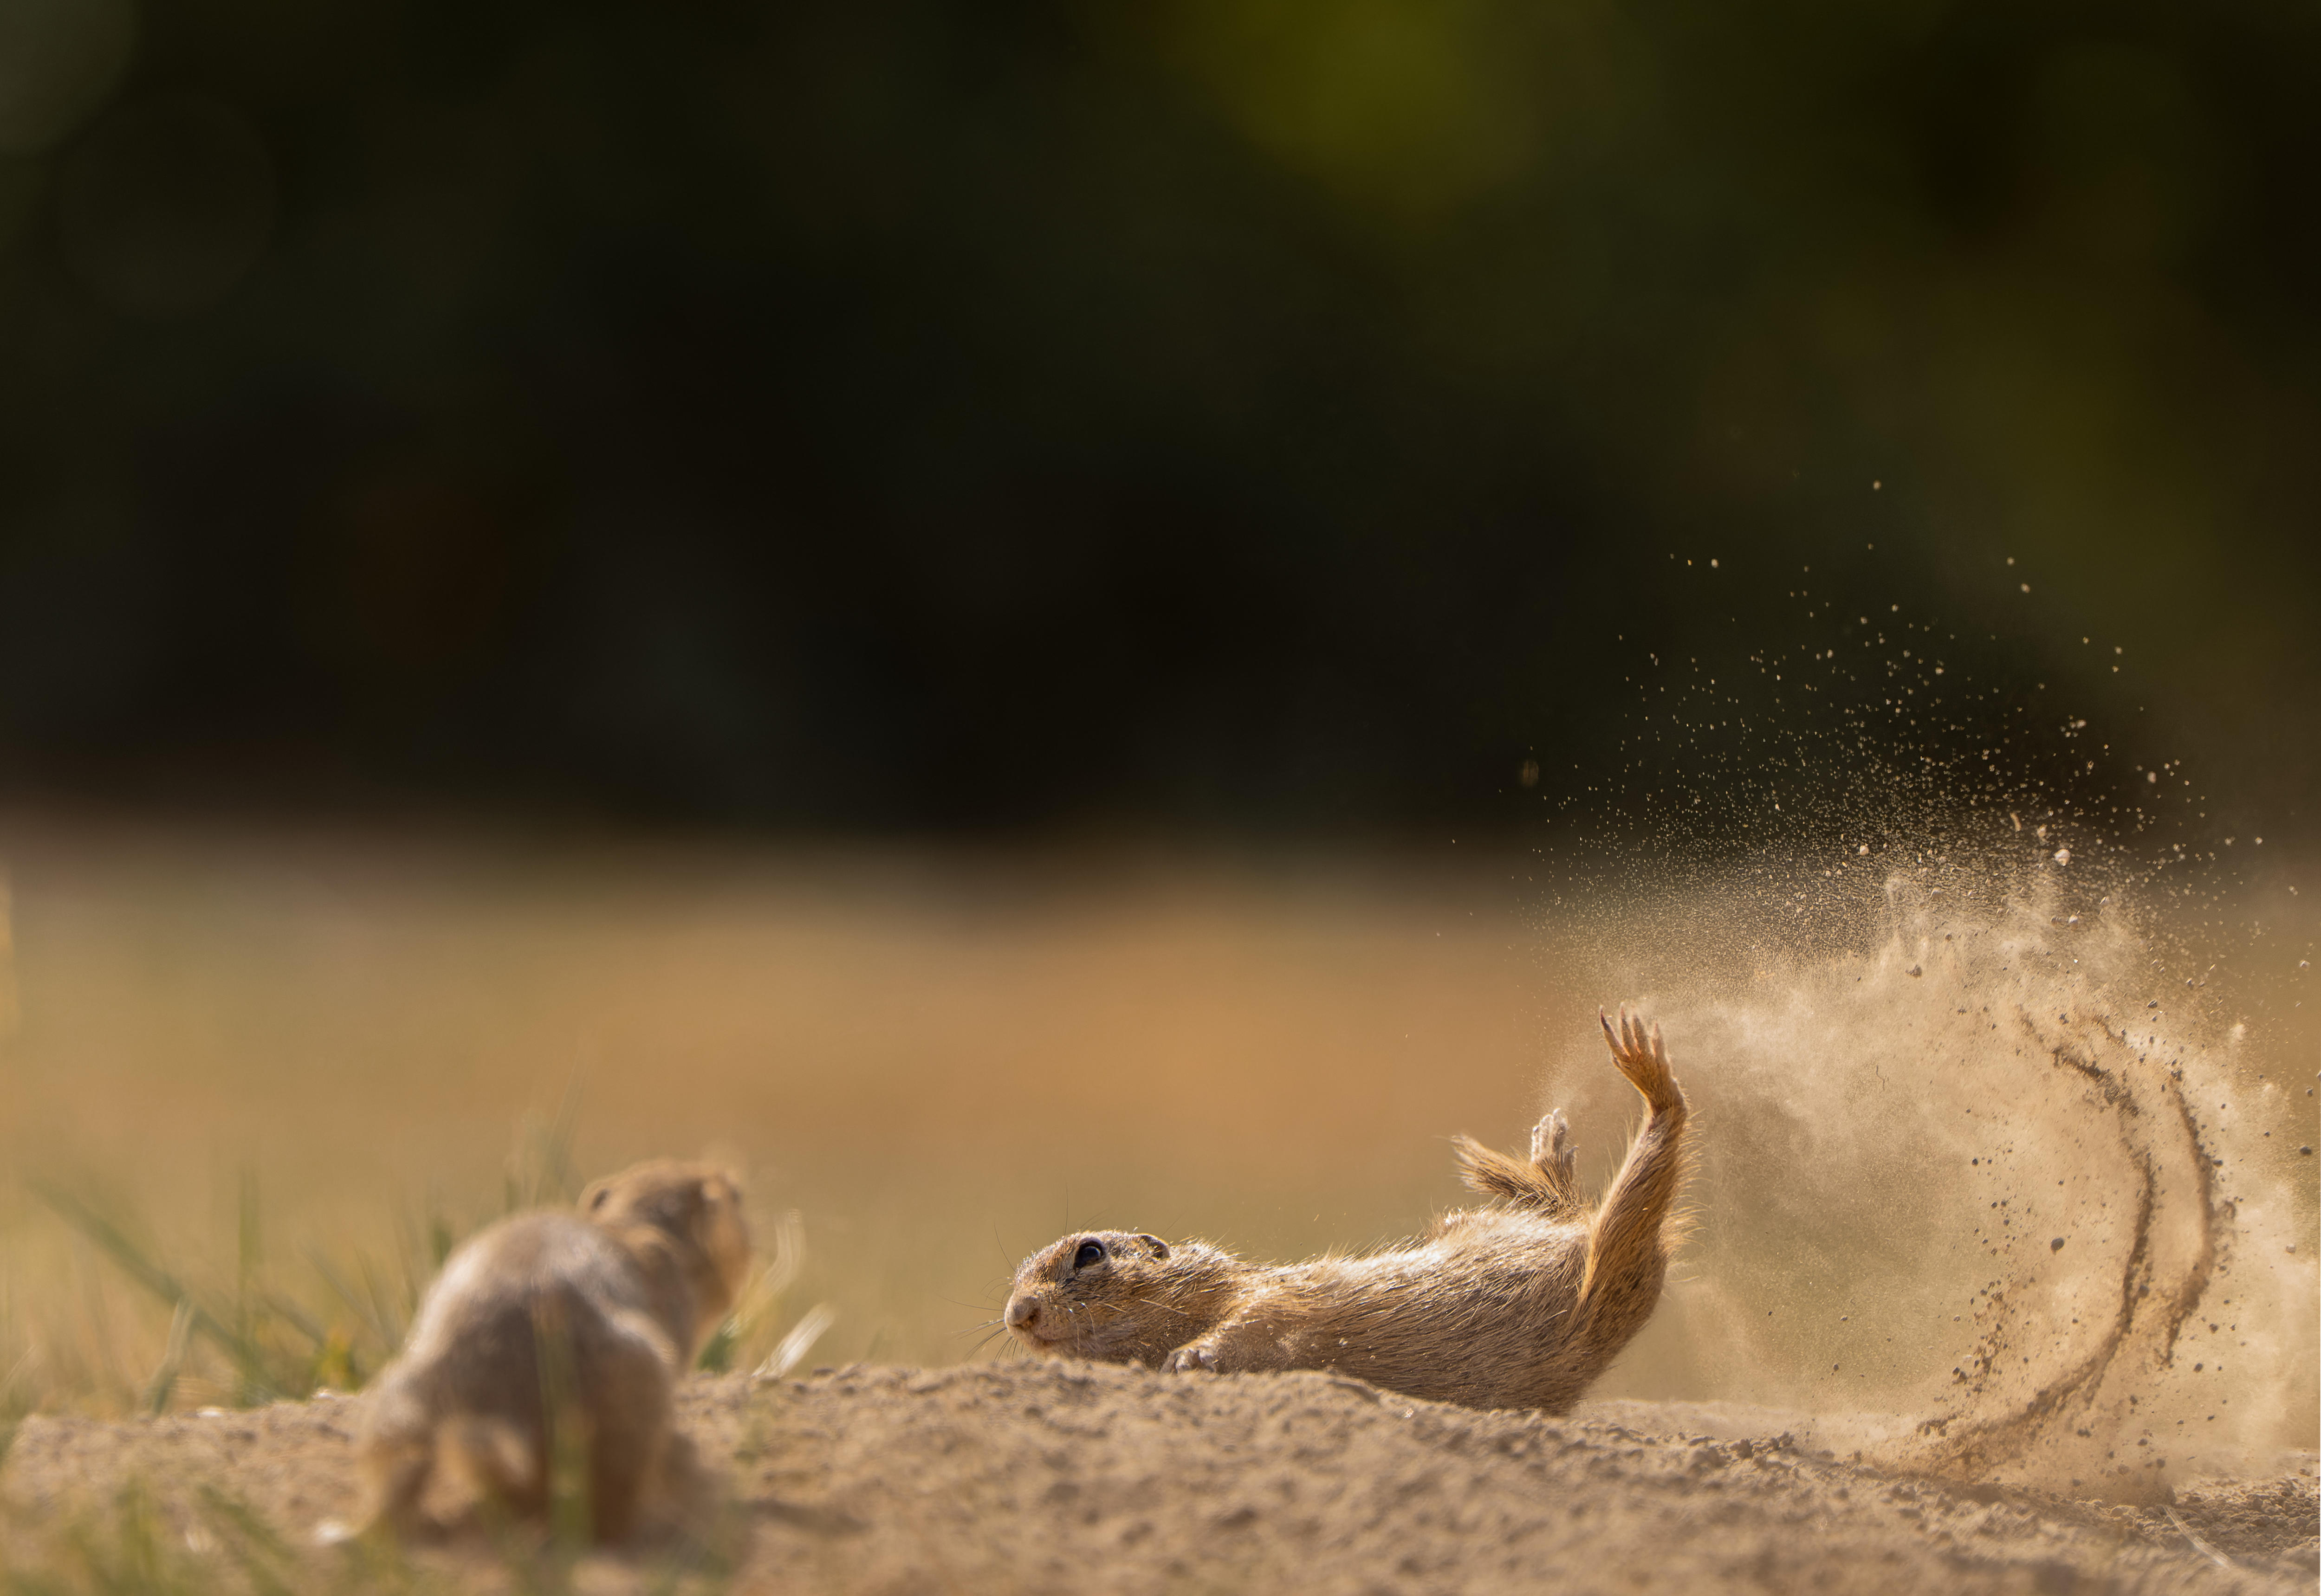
[0,0,2312,827]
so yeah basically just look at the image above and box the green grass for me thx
[14,1112,834,1425]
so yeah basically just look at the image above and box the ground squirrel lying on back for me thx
[342,1160,750,1542]
[1003,1008,1690,1413]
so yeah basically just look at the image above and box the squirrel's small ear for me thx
[1139,1234,1170,1259]
[671,1180,706,1228]
[585,1183,612,1212]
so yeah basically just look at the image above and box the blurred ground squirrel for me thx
[338,1160,749,1542]
[1004,1008,1690,1413]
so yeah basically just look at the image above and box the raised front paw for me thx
[1163,1344,1220,1374]
[1601,1006,1681,1111]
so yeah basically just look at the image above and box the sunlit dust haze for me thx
[1534,842,2314,1501]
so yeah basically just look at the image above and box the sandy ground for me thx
[3,1364,2313,1594]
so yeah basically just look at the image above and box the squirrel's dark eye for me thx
[1071,1241,1106,1270]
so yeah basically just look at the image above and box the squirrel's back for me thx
[344,1162,747,1544]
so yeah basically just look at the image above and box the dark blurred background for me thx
[0,0,2315,836]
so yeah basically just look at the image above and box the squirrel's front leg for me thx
[1161,1315,1281,1374]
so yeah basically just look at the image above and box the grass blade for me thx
[141,1299,195,1416]
[30,1181,283,1404]
[754,1303,838,1381]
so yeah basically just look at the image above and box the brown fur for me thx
[345,1160,751,1543]
[1002,1009,1690,1414]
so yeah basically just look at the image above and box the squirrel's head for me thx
[1003,1229,1235,1366]
[582,1160,752,1331]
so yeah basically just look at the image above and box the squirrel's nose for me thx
[1004,1295,1038,1330]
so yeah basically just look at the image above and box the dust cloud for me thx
[1531,750,2313,1503]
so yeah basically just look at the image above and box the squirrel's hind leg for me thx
[325,1383,438,1544]
[360,1438,434,1539]
[1577,1008,1689,1319]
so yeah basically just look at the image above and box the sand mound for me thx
[4,1364,2312,1593]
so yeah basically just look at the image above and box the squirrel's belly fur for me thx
[1251,1213,1603,1410]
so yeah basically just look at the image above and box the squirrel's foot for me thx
[316,1506,441,1548]
[1529,1110,1575,1180]
[1163,1343,1220,1374]
[1601,1007,1681,1111]
[1527,1109,1587,1216]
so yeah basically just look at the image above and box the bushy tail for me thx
[1453,1108,1588,1221]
